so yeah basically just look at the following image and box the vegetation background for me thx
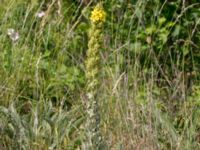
[0,0,200,149]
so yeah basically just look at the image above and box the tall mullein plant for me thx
[85,4,106,149]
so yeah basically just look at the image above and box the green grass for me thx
[0,0,200,149]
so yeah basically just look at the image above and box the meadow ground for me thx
[0,0,200,149]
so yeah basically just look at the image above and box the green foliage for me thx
[0,101,85,149]
[0,0,200,149]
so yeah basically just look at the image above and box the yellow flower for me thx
[90,6,106,23]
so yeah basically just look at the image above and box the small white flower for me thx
[87,93,93,99]
[7,28,15,35]
[7,28,19,42]
[36,11,45,18]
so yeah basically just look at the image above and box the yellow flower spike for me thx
[90,5,106,23]
[84,3,106,150]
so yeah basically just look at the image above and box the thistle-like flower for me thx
[35,11,45,18]
[84,3,106,150]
